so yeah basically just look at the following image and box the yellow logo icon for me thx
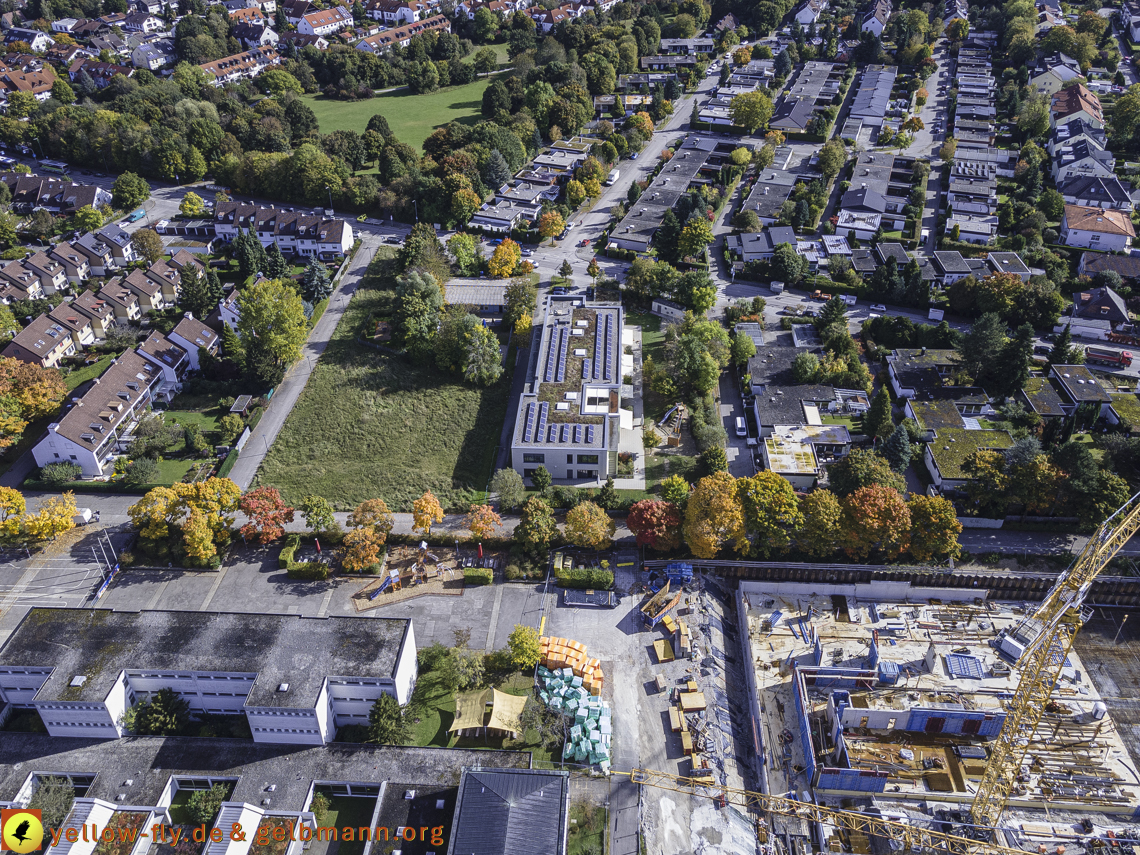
[1,810,44,853]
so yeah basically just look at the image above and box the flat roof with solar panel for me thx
[510,299,624,476]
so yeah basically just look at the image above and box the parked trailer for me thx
[1085,346,1133,367]
[928,308,944,321]
[564,588,620,608]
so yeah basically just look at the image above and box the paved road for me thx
[225,233,382,490]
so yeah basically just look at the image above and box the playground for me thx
[351,543,505,611]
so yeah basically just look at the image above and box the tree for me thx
[597,476,618,510]
[127,479,241,562]
[27,777,75,835]
[558,260,573,281]
[0,357,67,449]
[112,172,150,211]
[237,278,308,373]
[412,490,444,535]
[218,413,244,444]
[627,499,683,551]
[491,468,526,510]
[488,239,522,278]
[22,493,77,543]
[74,205,103,233]
[840,485,911,559]
[737,472,803,556]
[347,497,394,538]
[661,475,690,506]
[994,323,1034,398]
[367,693,407,745]
[956,312,1007,383]
[1039,188,1064,221]
[234,231,268,279]
[342,527,384,571]
[448,232,480,277]
[132,228,164,264]
[464,325,503,386]
[508,624,542,670]
[564,500,616,548]
[939,136,958,162]
[771,243,806,283]
[300,495,336,535]
[238,486,294,543]
[132,687,190,736]
[587,258,601,282]
[186,784,228,826]
[264,243,289,280]
[466,503,502,539]
[179,192,206,218]
[301,256,333,303]
[817,138,847,179]
[531,465,552,492]
[797,489,843,557]
[880,423,912,472]
[946,17,968,40]
[730,90,773,133]
[683,471,746,559]
[907,494,962,562]
[864,386,894,440]
[827,449,906,497]
[678,217,714,260]
[816,295,847,330]
[792,352,820,383]
[731,330,756,365]
[539,211,565,245]
[179,267,223,321]
[1048,323,1083,366]
[516,497,557,549]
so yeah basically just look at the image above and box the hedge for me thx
[279,533,331,579]
[464,567,493,586]
[278,533,301,569]
[556,566,614,589]
[217,447,239,479]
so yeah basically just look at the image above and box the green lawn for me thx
[821,414,864,432]
[567,803,607,855]
[303,74,500,154]
[153,458,197,485]
[253,251,514,511]
[64,354,119,391]
[163,410,221,433]
[308,793,377,855]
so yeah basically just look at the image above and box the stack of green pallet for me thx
[536,666,613,772]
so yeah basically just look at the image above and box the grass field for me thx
[64,354,119,391]
[303,73,499,154]
[567,803,607,855]
[254,250,513,511]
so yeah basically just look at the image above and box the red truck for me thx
[1085,346,1134,368]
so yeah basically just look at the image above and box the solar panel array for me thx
[544,328,571,383]
[573,425,583,443]
[536,402,549,441]
[586,425,595,443]
[592,315,603,380]
[603,313,614,381]
[548,424,557,442]
[522,402,536,442]
[556,328,569,382]
[560,424,570,443]
[543,330,557,382]
[945,653,984,679]
[582,359,591,379]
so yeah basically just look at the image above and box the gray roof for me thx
[755,383,838,426]
[1051,365,1112,403]
[876,243,909,265]
[0,734,530,811]
[0,609,410,709]
[448,768,569,855]
[1079,252,1140,280]
[446,282,509,307]
[933,251,971,274]
[1071,285,1129,322]
[747,345,815,387]
[851,248,877,273]
[849,64,897,120]
[841,186,889,214]
[987,251,1030,276]
[1059,174,1131,206]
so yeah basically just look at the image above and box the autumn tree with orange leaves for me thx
[840,485,911,560]
[0,356,67,449]
[413,491,444,536]
[239,486,295,543]
[466,503,502,540]
[627,499,683,551]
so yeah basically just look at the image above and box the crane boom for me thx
[618,768,1023,855]
[969,491,1140,828]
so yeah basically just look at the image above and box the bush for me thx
[555,565,614,589]
[287,561,330,580]
[40,461,82,486]
[218,396,236,410]
[505,563,522,580]
[464,566,493,586]
[187,783,229,825]
[124,457,159,487]
[278,533,301,569]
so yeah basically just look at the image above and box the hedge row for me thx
[464,567,493,586]
[556,566,614,589]
[279,533,330,580]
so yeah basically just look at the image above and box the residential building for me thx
[219,289,241,331]
[886,348,960,398]
[2,314,76,367]
[1077,251,1140,282]
[97,223,136,264]
[23,251,69,293]
[448,769,570,855]
[987,251,1032,282]
[67,58,134,88]
[0,173,112,214]
[0,65,55,103]
[862,0,891,34]
[1049,363,1112,410]
[168,313,219,371]
[1017,375,1069,421]
[931,251,972,284]
[1048,117,1107,156]
[771,60,843,132]
[71,289,116,337]
[738,169,797,225]
[131,39,176,70]
[1050,83,1104,129]
[198,47,280,87]
[659,37,715,54]
[762,425,851,490]
[1059,174,1132,211]
[1052,139,1115,182]
[1070,285,1130,327]
[1060,204,1135,252]
[0,262,49,301]
[296,5,352,35]
[1029,52,1083,96]
[794,0,827,24]
[71,233,116,276]
[923,427,1014,490]
[135,331,186,402]
[726,226,799,262]
[48,244,91,284]
[947,213,998,244]
[48,300,96,349]
[510,298,624,484]
[354,14,450,52]
[233,21,279,48]
[469,196,542,233]
[213,202,354,257]
[5,27,55,52]
[0,608,418,744]
[97,281,143,320]
[122,12,163,32]
[847,64,897,126]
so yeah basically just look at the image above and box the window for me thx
[578,454,599,464]
[567,454,574,464]
[522,453,544,463]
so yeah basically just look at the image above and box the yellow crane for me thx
[969,491,1140,828]
[617,492,1140,854]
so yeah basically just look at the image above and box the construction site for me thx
[736,576,1140,855]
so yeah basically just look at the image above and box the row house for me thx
[136,330,188,402]
[97,223,136,265]
[1052,138,1114,182]
[71,289,116,337]
[1050,83,1104,129]
[228,4,267,23]
[277,32,328,50]
[658,37,715,55]
[355,14,450,52]
[457,0,528,18]
[197,47,280,87]
[213,202,354,257]
[531,4,581,32]
[0,259,59,299]
[122,11,164,32]
[48,300,96,349]
[32,351,161,478]
[0,173,112,214]
[23,251,69,293]
[366,0,437,23]
[48,244,91,284]
[1060,174,1133,212]
[72,233,116,276]
[2,314,75,368]
[296,5,353,35]
[97,280,142,320]
[168,313,219,371]
[233,22,279,49]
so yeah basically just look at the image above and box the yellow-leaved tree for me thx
[0,485,24,543]
[487,239,521,278]
[465,503,502,540]
[127,478,241,564]
[23,492,77,542]
[412,491,444,536]
[682,471,746,559]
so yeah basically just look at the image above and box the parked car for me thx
[1034,345,1051,355]
[579,238,590,247]
[521,248,533,256]
[870,303,887,312]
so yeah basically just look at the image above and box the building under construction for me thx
[736,579,1140,854]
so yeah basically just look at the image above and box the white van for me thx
[735,417,747,438]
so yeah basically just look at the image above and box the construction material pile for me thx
[539,635,604,694]
[536,665,612,772]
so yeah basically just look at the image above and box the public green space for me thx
[304,74,500,154]
[254,250,513,511]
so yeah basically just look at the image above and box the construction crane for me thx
[969,491,1140,829]
[616,768,1019,855]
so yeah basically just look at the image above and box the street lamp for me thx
[325,185,334,214]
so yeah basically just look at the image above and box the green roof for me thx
[1110,393,1140,430]
[1019,377,1067,418]
[908,399,965,431]
[927,428,1014,481]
